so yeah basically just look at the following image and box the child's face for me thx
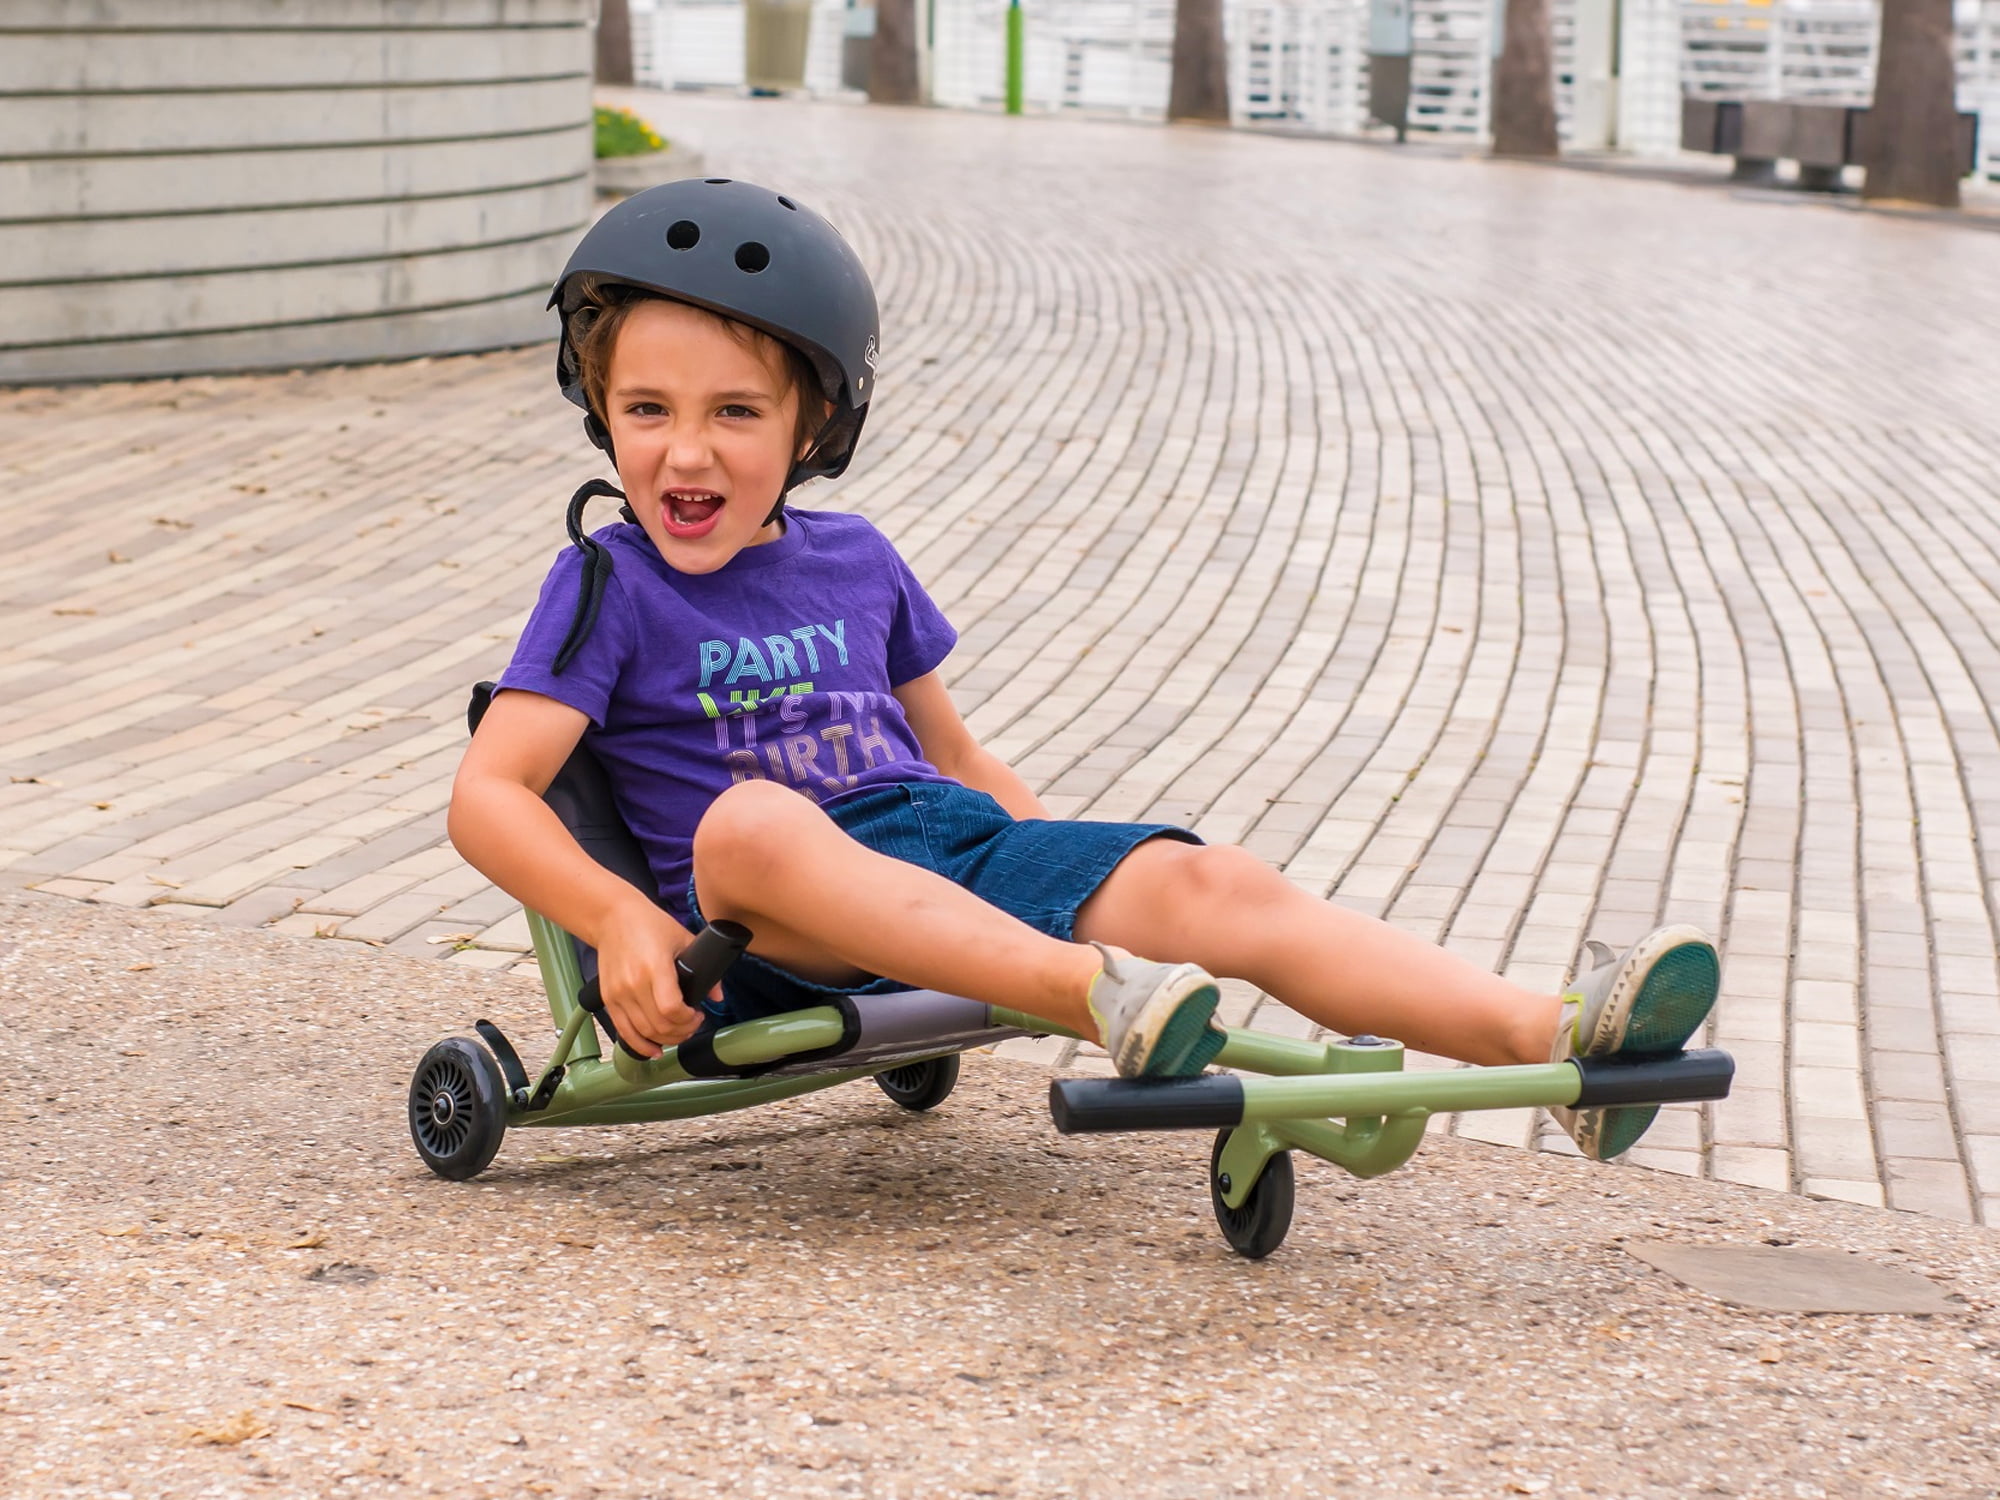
[603,298,804,574]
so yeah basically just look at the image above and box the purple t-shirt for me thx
[498,508,960,922]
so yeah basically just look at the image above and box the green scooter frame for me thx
[407,906,1735,1260]
[414,682,1733,1258]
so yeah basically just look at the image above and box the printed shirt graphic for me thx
[499,508,960,923]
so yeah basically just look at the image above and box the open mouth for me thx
[662,489,725,539]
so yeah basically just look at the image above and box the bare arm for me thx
[893,671,1048,820]
[446,689,707,1055]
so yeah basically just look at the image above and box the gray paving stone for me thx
[213,883,317,929]
[1871,1099,1964,1162]
[334,891,455,945]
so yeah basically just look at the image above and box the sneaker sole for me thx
[1592,1103,1660,1160]
[1116,970,1224,1079]
[1585,925,1720,1058]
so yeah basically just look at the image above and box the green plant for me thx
[594,105,666,159]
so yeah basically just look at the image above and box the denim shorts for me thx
[685,780,1200,1027]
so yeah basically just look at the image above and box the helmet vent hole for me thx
[777,195,798,210]
[704,177,731,185]
[734,241,771,274]
[665,219,700,251]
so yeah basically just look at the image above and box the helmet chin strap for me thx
[553,477,628,674]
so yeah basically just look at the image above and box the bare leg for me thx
[1075,839,1563,1067]
[692,781,1101,1033]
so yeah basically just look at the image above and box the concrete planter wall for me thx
[2,0,596,384]
[594,142,707,195]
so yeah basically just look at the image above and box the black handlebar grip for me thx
[675,919,752,1006]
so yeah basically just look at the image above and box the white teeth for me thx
[667,492,723,527]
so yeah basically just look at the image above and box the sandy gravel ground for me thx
[3,886,1996,1499]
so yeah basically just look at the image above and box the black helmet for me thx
[549,177,880,499]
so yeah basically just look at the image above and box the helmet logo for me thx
[863,335,878,373]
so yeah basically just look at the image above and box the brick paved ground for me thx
[5,93,1999,1224]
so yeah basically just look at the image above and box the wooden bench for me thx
[1682,97,1980,191]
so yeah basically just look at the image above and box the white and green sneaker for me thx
[1086,942,1227,1080]
[1548,924,1721,1161]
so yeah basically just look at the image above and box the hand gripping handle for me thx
[576,919,754,1057]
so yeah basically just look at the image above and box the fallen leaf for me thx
[555,1234,597,1249]
[426,932,479,946]
[189,1410,271,1446]
[1505,1483,1550,1496]
[107,550,131,564]
[10,774,51,785]
[153,516,194,529]
[280,1400,334,1414]
[54,607,97,616]
[98,1225,141,1237]
[285,1232,327,1250]
[92,801,113,810]
[146,876,183,889]
[118,1048,145,1058]
[127,962,155,972]
[1757,1346,1784,1364]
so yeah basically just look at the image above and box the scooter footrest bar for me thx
[1048,1075,1245,1135]
[1570,1047,1735,1107]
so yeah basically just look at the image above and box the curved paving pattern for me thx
[5,94,1999,1222]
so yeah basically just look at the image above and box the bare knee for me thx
[1089,840,1288,951]
[692,780,820,898]
[1166,842,1290,919]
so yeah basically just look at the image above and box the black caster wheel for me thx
[409,1036,508,1180]
[873,1053,960,1111]
[1210,1128,1295,1260]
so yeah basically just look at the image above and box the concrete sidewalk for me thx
[4,93,2000,1223]
[3,888,1996,1498]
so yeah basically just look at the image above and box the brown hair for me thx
[567,274,828,459]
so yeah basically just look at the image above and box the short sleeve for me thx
[495,543,637,726]
[881,534,958,686]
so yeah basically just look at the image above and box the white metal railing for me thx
[626,0,1999,178]
[933,0,1176,112]
[1971,0,2000,177]
[937,0,1586,144]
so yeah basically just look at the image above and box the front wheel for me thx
[1210,1129,1294,1259]
[873,1053,960,1111]
[409,1036,508,1180]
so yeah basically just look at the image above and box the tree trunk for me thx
[596,0,634,86]
[1862,0,1961,207]
[870,0,923,105]
[1168,0,1230,124]
[1490,0,1558,157]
